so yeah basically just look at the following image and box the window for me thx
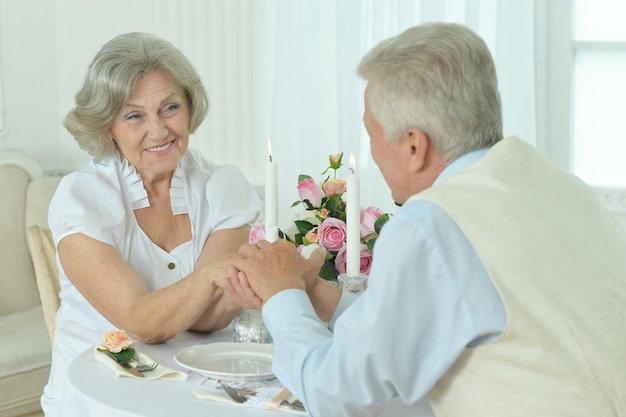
[572,0,626,187]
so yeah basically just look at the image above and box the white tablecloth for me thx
[65,325,434,417]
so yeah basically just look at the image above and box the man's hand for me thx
[222,239,326,306]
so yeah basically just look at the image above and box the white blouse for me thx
[41,149,260,416]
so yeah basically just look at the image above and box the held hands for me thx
[221,239,326,308]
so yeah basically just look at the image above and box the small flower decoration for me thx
[96,330,135,366]
[250,153,391,281]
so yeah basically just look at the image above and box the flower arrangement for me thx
[96,330,135,366]
[250,153,390,281]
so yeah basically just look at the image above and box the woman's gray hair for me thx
[357,22,503,163]
[64,32,209,158]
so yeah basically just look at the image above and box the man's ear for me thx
[404,128,430,173]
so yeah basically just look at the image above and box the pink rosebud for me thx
[319,208,330,219]
[360,206,384,236]
[297,177,324,208]
[304,228,319,244]
[329,153,343,169]
[322,178,347,198]
[317,217,347,253]
[249,222,266,244]
[335,244,373,275]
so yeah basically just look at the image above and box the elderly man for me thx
[223,22,626,417]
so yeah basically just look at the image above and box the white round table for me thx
[64,327,290,417]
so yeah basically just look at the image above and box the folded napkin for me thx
[193,378,307,415]
[94,348,188,381]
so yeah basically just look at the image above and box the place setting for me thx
[174,310,307,415]
[94,330,188,381]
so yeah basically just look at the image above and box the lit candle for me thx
[265,139,279,242]
[346,152,361,276]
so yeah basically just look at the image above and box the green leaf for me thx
[362,232,378,241]
[366,238,376,253]
[293,233,304,246]
[298,174,313,182]
[325,195,346,220]
[294,220,315,236]
[318,257,339,281]
[111,347,135,365]
[374,213,391,234]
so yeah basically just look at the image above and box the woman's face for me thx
[109,70,190,182]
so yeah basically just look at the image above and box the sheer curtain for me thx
[266,0,536,226]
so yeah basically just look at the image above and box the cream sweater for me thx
[411,137,626,416]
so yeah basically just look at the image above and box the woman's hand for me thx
[220,266,263,310]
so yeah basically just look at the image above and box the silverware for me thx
[105,351,145,378]
[220,383,250,403]
[219,382,306,412]
[104,352,158,376]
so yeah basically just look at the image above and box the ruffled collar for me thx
[120,157,188,215]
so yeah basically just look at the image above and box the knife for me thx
[105,351,145,378]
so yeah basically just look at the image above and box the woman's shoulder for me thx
[51,156,129,221]
[49,156,127,244]
[57,156,122,195]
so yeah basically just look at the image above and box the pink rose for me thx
[297,177,324,208]
[322,178,347,198]
[360,206,384,236]
[317,217,347,252]
[249,222,266,244]
[335,244,373,275]
[98,330,134,353]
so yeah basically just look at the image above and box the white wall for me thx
[2,0,626,228]
[0,0,269,184]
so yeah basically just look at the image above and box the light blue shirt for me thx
[262,148,506,417]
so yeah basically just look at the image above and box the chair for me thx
[26,225,60,345]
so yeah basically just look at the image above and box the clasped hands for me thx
[219,239,327,310]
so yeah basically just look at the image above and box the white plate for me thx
[174,342,274,382]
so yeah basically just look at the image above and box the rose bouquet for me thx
[250,153,390,281]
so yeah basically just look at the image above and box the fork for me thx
[220,383,306,412]
[133,357,159,372]
[136,362,158,372]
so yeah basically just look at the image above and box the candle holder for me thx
[337,273,369,295]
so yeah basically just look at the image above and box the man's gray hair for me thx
[358,22,503,163]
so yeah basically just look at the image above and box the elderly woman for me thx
[41,32,260,415]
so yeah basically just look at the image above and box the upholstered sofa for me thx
[0,149,62,417]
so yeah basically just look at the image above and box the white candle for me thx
[265,139,279,242]
[346,152,361,276]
